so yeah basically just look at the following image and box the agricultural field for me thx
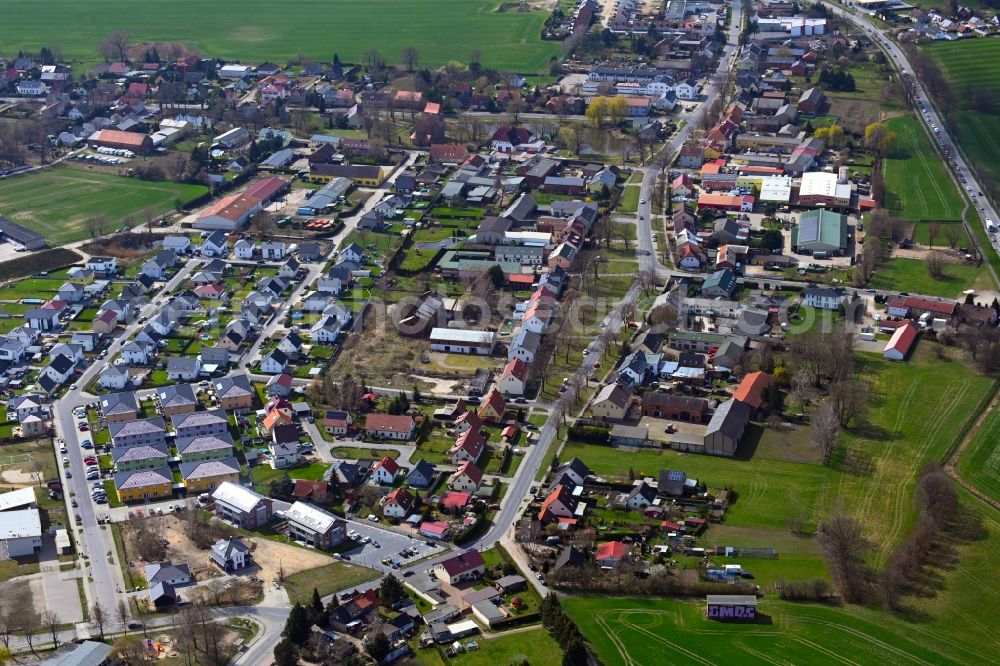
[923,39,1000,198]
[956,405,1000,504]
[0,168,207,245]
[882,115,965,228]
[0,0,559,72]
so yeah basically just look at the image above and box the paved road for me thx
[821,2,1000,259]
[52,257,206,623]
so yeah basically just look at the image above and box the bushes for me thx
[567,424,610,444]
[777,579,831,601]
[0,248,82,281]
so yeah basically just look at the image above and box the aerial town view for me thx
[0,0,997,664]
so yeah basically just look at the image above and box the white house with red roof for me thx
[449,460,483,493]
[453,410,482,434]
[371,456,401,485]
[449,429,485,465]
[498,358,529,396]
[490,126,535,153]
[381,487,415,518]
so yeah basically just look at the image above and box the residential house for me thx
[209,537,251,572]
[100,391,139,423]
[406,459,436,489]
[113,467,173,502]
[180,457,240,493]
[449,460,483,493]
[365,414,416,440]
[156,383,199,416]
[109,417,167,448]
[214,374,254,411]
[539,484,578,523]
[477,388,506,423]
[112,444,171,472]
[212,481,273,528]
[200,230,229,257]
[100,366,131,390]
[596,541,630,567]
[449,429,485,465]
[434,550,486,585]
[497,358,528,396]
[382,487,415,519]
[803,287,847,310]
[166,356,201,381]
[234,238,255,259]
[322,410,352,436]
[641,392,708,422]
[284,501,346,549]
[176,433,234,463]
[171,409,228,439]
[371,456,401,485]
[260,349,288,374]
[590,383,632,421]
[732,371,776,415]
[145,562,192,587]
[625,482,657,509]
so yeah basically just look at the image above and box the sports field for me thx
[882,115,965,229]
[0,0,560,73]
[0,167,207,245]
[956,404,1000,504]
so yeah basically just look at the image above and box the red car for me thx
[83,457,98,465]
[78,423,89,432]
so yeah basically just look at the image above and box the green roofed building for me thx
[791,210,848,256]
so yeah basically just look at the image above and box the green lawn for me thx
[882,115,964,226]
[618,186,640,213]
[283,562,379,604]
[250,462,329,493]
[329,446,399,460]
[0,167,207,246]
[868,257,992,299]
[444,627,563,666]
[956,406,1000,504]
[0,0,559,72]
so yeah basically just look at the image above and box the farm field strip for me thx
[0,0,560,72]
[956,404,1000,503]
[882,115,963,223]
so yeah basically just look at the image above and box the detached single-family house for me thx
[371,456,401,485]
[364,414,416,440]
[434,549,486,585]
[382,487,415,519]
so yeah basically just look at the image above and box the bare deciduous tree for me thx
[41,609,61,648]
[810,401,840,464]
[99,32,133,63]
[90,601,107,641]
[400,46,419,72]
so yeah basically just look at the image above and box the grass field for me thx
[868,257,992,299]
[283,561,379,604]
[446,628,563,665]
[0,168,207,245]
[0,0,559,73]
[956,405,1000,504]
[882,115,964,226]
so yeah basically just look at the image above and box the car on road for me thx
[62,456,69,465]
[367,515,379,522]
[71,499,78,507]
[403,570,414,577]
[639,198,646,204]
[514,397,527,404]
[59,443,67,453]
[70,384,77,390]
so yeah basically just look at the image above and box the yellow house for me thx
[180,458,240,494]
[310,163,385,187]
[113,467,173,503]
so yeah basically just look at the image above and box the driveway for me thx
[38,535,86,623]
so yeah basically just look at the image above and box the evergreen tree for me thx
[273,639,299,666]
[379,574,406,606]
[311,587,325,619]
[282,603,311,643]
[366,632,392,663]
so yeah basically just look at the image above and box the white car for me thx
[59,444,67,453]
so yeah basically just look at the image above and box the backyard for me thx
[283,561,380,604]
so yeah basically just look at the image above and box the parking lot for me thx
[338,518,448,573]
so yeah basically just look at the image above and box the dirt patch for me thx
[328,309,433,390]
[0,469,34,484]
[121,514,335,584]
